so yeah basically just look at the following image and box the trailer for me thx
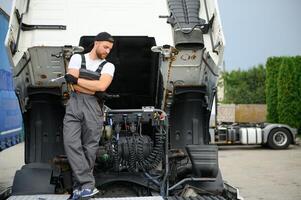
[0,1,23,151]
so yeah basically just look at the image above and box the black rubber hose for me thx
[140,132,165,170]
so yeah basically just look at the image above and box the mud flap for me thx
[12,163,55,195]
[185,144,218,178]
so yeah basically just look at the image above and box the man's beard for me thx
[96,50,107,59]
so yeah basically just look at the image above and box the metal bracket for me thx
[201,15,215,34]
[21,23,66,31]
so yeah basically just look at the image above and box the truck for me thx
[212,104,297,149]
[3,0,242,199]
[0,1,23,151]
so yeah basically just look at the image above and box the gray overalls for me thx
[63,55,107,190]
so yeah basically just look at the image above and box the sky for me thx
[0,0,11,15]
[217,0,301,71]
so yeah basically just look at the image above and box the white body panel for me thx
[201,0,225,67]
[6,0,173,66]
[12,0,172,45]
[6,0,225,73]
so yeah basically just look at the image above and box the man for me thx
[63,32,115,199]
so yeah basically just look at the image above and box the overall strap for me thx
[80,54,86,69]
[96,61,108,73]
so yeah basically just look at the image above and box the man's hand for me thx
[64,74,78,84]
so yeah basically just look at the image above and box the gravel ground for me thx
[1,142,301,199]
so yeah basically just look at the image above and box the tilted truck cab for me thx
[4,0,242,199]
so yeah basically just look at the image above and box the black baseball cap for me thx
[94,32,114,43]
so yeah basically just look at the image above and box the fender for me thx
[262,123,297,144]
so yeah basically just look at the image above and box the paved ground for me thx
[0,143,24,193]
[219,144,301,200]
[1,142,301,199]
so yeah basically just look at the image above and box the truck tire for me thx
[267,128,291,149]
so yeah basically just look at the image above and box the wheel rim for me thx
[273,131,288,146]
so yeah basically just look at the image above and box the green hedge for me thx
[265,57,283,122]
[266,56,301,131]
[294,56,301,131]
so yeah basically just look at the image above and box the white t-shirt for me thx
[68,53,115,77]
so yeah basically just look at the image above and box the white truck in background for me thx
[211,104,297,149]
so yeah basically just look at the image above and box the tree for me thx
[293,56,301,131]
[277,57,300,129]
[221,65,266,104]
[265,57,283,123]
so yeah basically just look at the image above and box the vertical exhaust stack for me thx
[167,0,205,49]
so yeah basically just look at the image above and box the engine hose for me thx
[137,136,146,170]
[141,132,165,170]
[153,135,166,165]
[112,137,119,171]
[138,136,151,170]
[144,172,161,187]
[128,136,136,172]
[125,137,131,171]
[111,132,165,172]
